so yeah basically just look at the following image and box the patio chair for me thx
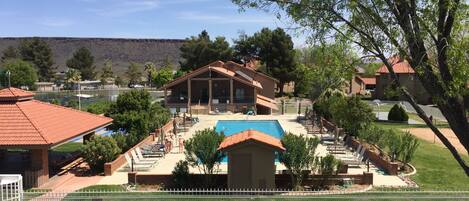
[136,147,163,158]
[130,151,156,165]
[131,149,158,163]
[123,153,153,171]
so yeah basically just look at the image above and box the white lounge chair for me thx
[131,149,158,163]
[123,153,153,171]
[136,147,163,158]
[129,151,155,165]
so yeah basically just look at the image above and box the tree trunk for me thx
[279,81,285,97]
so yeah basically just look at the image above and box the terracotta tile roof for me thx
[0,88,34,101]
[218,129,285,151]
[161,61,263,90]
[0,88,113,146]
[356,76,376,85]
[376,57,415,74]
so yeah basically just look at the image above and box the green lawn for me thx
[51,142,83,153]
[374,122,469,190]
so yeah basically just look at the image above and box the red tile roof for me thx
[218,129,285,151]
[376,57,415,74]
[0,88,113,146]
[0,88,34,101]
[357,77,376,85]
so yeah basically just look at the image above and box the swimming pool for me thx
[215,120,284,138]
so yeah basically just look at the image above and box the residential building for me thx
[373,57,431,104]
[160,61,278,114]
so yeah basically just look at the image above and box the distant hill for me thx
[0,37,185,76]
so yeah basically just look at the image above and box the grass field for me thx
[51,142,83,153]
[374,122,469,190]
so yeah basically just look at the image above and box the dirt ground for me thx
[403,128,468,155]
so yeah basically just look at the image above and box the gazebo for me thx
[218,130,285,189]
[0,88,112,187]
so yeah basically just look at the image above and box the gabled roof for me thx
[161,61,263,90]
[376,57,415,74]
[0,88,34,101]
[0,88,113,147]
[218,129,285,151]
[356,76,376,85]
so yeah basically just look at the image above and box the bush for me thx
[388,104,409,122]
[315,154,340,175]
[172,160,190,188]
[81,136,121,172]
[279,133,319,190]
[358,125,387,148]
[86,101,112,115]
[184,128,225,187]
[330,96,375,136]
[387,129,404,161]
[400,132,420,166]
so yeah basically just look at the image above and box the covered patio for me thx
[0,88,112,188]
[161,63,278,114]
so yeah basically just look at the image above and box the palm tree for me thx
[65,68,82,89]
[144,62,157,87]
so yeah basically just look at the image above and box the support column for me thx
[230,78,234,112]
[208,79,212,112]
[30,148,49,187]
[187,78,191,113]
[253,88,257,114]
[164,88,168,106]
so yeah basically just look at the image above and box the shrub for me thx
[81,136,121,172]
[86,101,112,115]
[184,128,225,187]
[330,96,375,136]
[316,154,340,175]
[358,125,387,149]
[388,104,409,122]
[400,132,420,166]
[172,160,190,188]
[279,133,319,190]
[387,129,404,161]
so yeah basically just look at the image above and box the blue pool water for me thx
[215,120,284,138]
[215,120,284,163]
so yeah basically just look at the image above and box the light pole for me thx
[5,70,11,87]
[78,81,81,110]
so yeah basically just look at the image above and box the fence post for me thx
[281,100,285,115]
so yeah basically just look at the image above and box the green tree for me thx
[180,30,233,71]
[387,129,404,162]
[86,101,112,115]
[330,96,374,136]
[66,47,96,80]
[0,59,37,89]
[64,68,81,90]
[106,90,170,151]
[152,67,173,88]
[1,46,19,63]
[144,62,157,87]
[279,133,319,190]
[184,128,225,187]
[126,62,142,85]
[232,0,469,175]
[172,160,191,188]
[81,136,121,172]
[19,38,55,81]
[234,28,296,96]
[388,104,409,122]
[100,59,114,84]
[299,43,357,100]
[115,76,125,87]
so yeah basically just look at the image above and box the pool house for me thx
[160,61,278,114]
[0,88,112,188]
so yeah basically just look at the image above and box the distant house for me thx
[160,60,278,114]
[35,82,56,92]
[346,66,376,96]
[373,57,431,104]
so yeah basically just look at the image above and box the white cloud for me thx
[86,0,160,17]
[177,11,277,24]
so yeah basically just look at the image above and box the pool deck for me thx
[97,114,408,187]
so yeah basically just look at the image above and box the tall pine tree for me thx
[19,38,55,81]
[66,47,96,80]
[179,30,233,71]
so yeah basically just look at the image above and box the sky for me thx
[0,0,307,46]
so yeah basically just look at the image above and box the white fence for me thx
[0,174,23,201]
[22,188,469,200]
